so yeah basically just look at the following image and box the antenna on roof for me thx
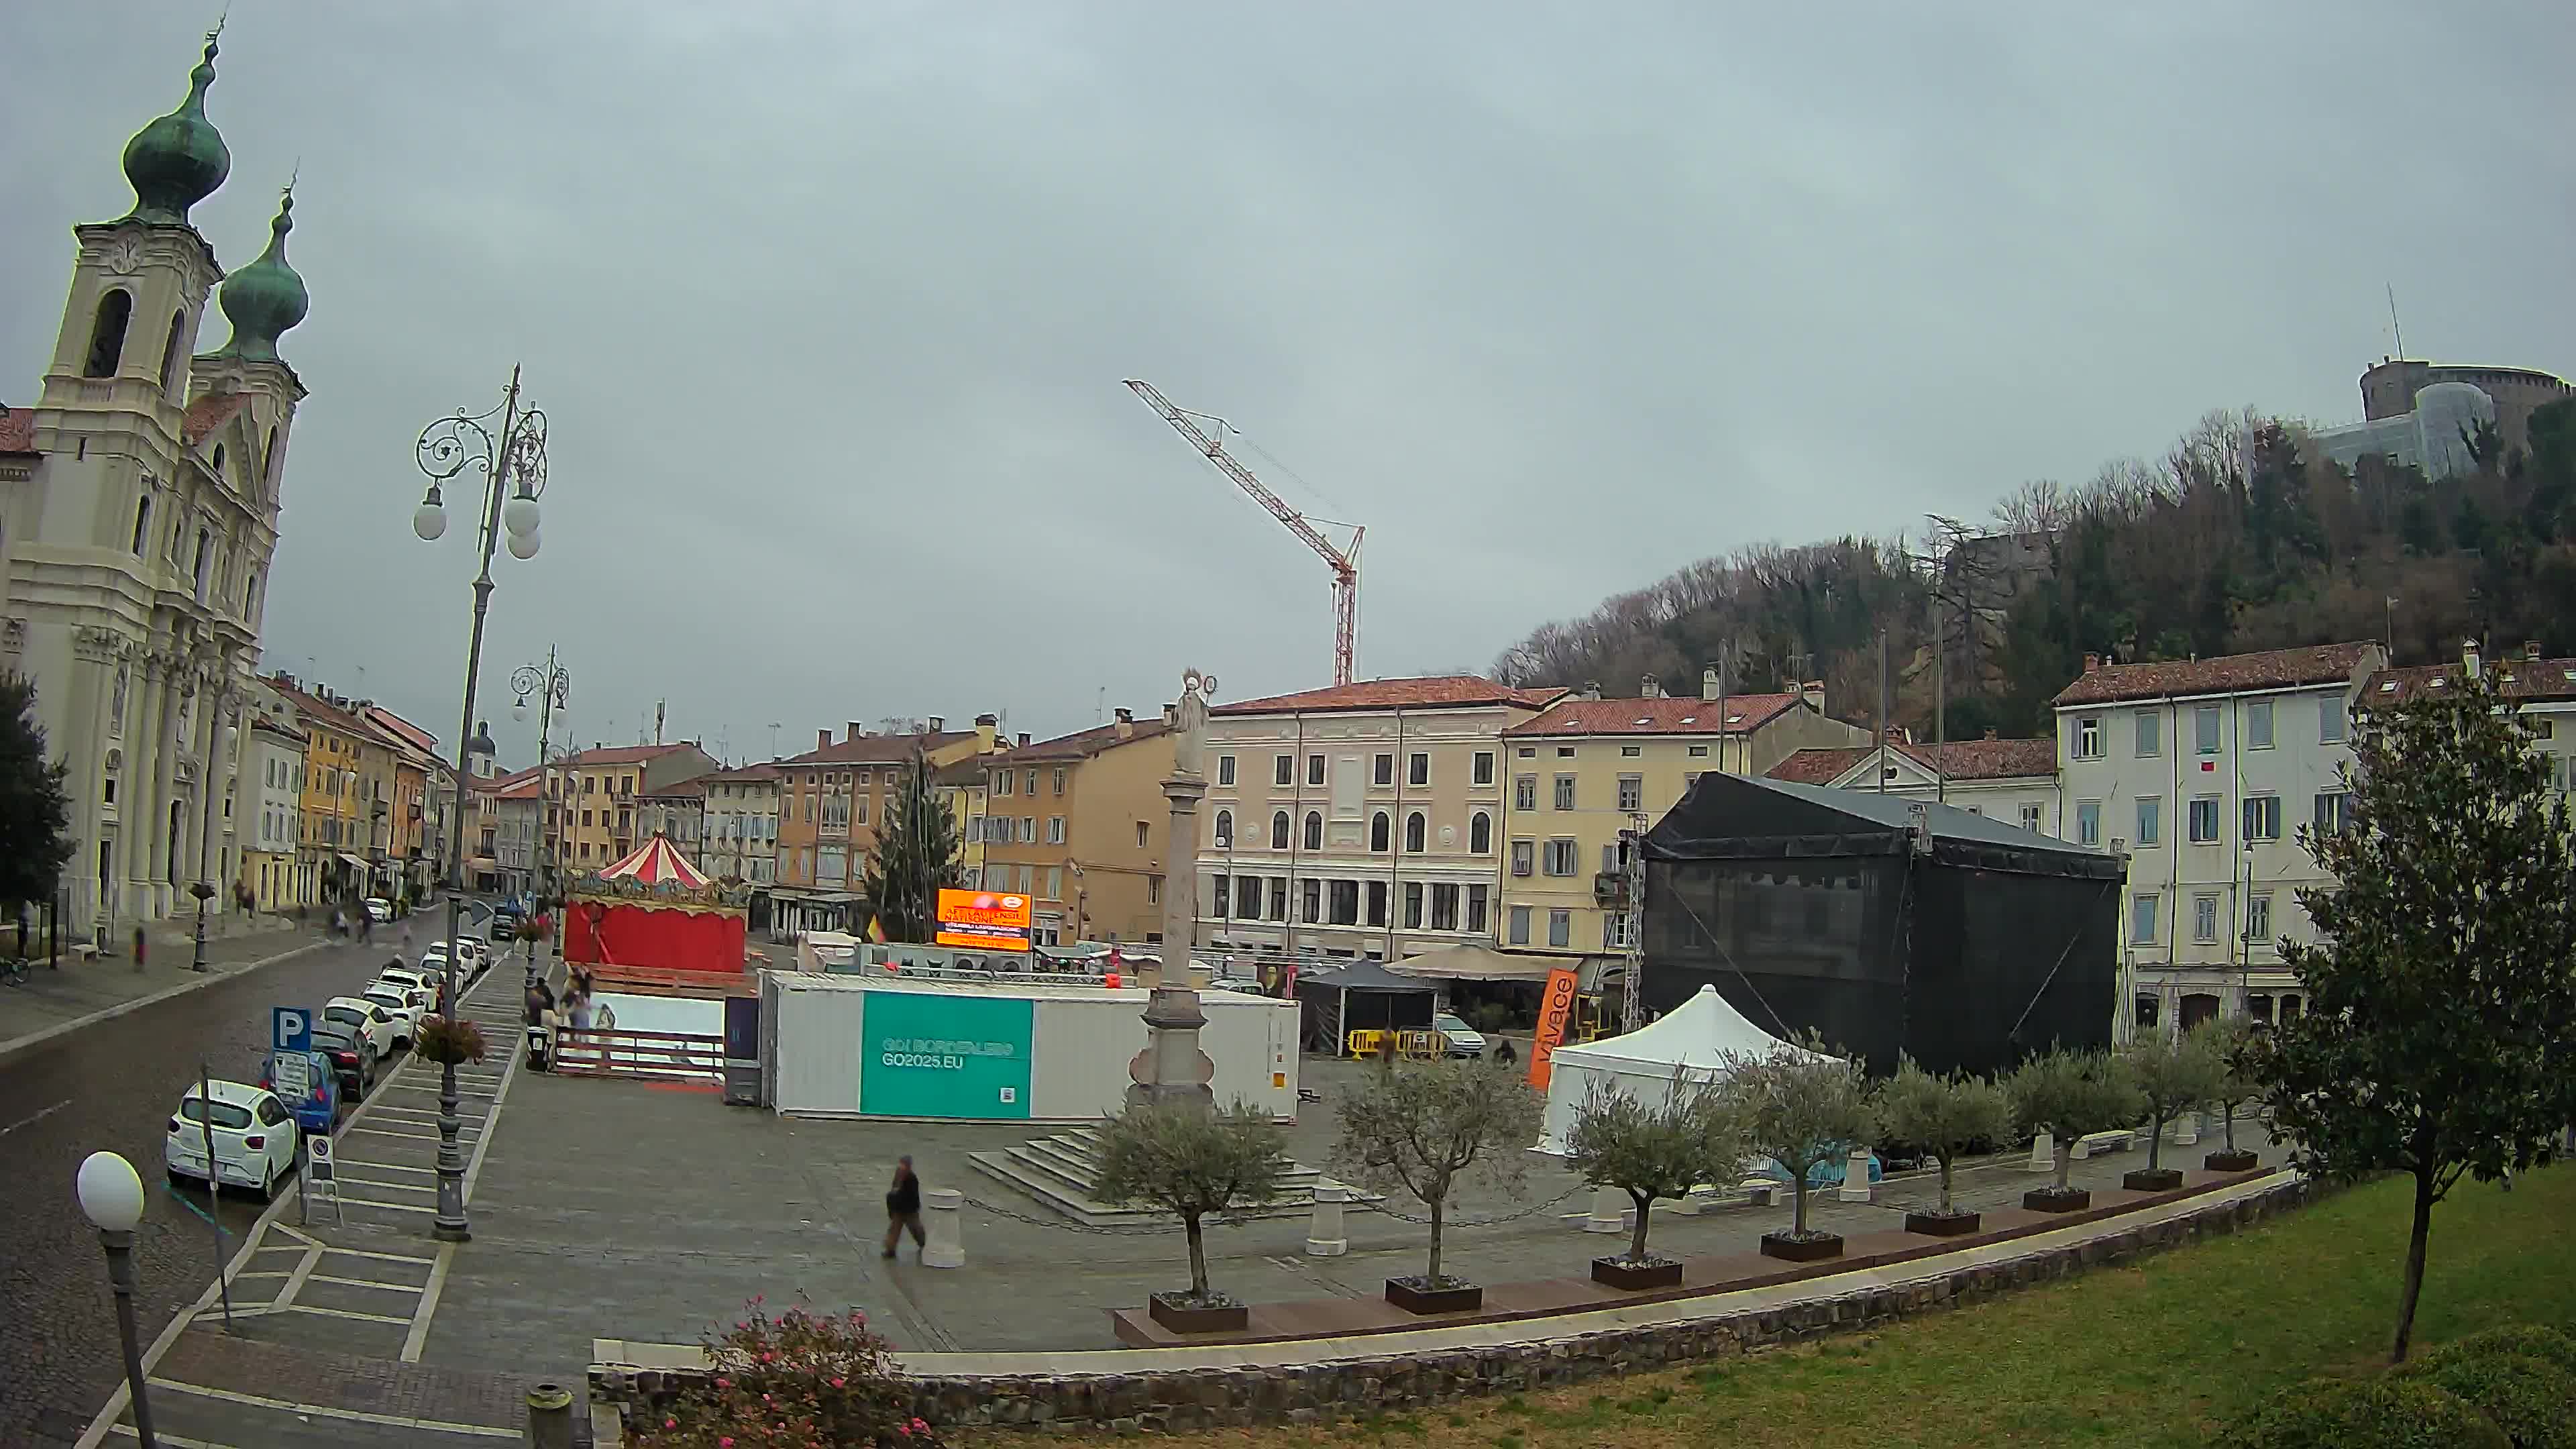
[2386,284,2405,360]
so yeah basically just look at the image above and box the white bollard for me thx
[2027,1130,2055,1173]
[1584,1185,1626,1234]
[1305,1181,1350,1257]
[1837,1146,1875,1203]
[919,1187,965,1269]
[2174,1110,2200,1146]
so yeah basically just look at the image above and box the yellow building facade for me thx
[1497,685,1870,967]
[980,710,1175,946]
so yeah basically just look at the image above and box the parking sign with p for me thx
[272,1006,310,1054]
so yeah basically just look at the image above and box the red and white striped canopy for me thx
[594,833,710,889]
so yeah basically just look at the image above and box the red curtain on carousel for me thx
[564,902,745,975]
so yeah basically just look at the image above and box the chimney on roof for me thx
[817,729,831,751]
[1640,673,1662,698]
[1115,707,1134,739]
[2083,652,2100,674]
[1702,666,1721,702]
[2463,638,2482,678]
[1581,680,1602,701]
[927,716,945,733]
[974,714,998,752]
[847,720,864,741]
[1016,732,1030,747]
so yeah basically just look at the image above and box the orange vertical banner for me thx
[1526,967,1580,1089]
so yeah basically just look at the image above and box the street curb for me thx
[0,938,331,1068]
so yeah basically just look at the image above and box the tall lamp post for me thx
[76,1150,158,1448]
[189,686,237,974]
[411,366,549,1242]
[512,648,570,901]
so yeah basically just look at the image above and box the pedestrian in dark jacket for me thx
[882,1156,926,1259]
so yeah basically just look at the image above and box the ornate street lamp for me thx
[411,366,549,1242]
[512,647,570,902]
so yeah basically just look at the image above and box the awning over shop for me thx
[1390,943,1560,983]
[335,853,367,871]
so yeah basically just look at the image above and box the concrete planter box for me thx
[2123,1168,2186,1192]
[1904,1209,1981,1237]
[2204,1149,2260,1173]
[1383,1277,1482,1315]
[1147,1293,1248,1335]
[1590,1255,1684,1290]
[2024,1187,2092,1214]
[1759,1230,1844,1263]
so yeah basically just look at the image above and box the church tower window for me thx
[84,290,133,377]
[130,495,152,554]
[157,310,186,392]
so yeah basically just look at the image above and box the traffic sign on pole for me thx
[272,1006,311,1054]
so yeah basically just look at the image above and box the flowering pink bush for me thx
[627,1299,943,1448]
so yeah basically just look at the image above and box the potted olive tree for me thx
[1564,1068,1748,1289]
[2198,1018,2264,1173]
[1723,1037,1872,1263]
[1092,1099,1287,1334]
[1872,1056,2012,1236]
[2007,1047,2140,1213]
[2118,1027,2222,1191]
[1332,1056,1542,1314]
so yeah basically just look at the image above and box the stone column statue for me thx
[1128,669,1220,1113]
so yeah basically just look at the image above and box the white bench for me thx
[2072,1130,2133,1159]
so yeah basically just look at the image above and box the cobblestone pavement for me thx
[0,900,489,1447]
[0,921,323,1063]
[83,924,535,1448]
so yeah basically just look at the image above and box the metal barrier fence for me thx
[552,1026,724,1083]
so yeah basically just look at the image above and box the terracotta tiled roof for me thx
[999,718,1172,763]
[268,680,369,737]
[494,772,545,800]
[2050,643,2377,708]
[1768,736,2058,786]
[248,716,307,745]
[561,743,696,768]
[181,392,250,447]
[777,731,975,768]
[1214,676,1564,716]
[700,762,783,784]
[641,777,708,798]
[2366,656,2576,707]
[0,405,34,455]
[1503,694,1802,737]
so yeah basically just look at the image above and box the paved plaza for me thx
[80,1013,2281,1444]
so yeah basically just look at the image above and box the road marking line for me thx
[402,1243,455,1362]
[267,1222,319,1248]
[337,1174,441,1195]
[188,1304,275,1321]
[143,1379,519,1438]
[318,1244,436,1265]
[329,1162,437,1179]
[311,1272,425,1294]
[341,1196,437,1214]
[349,1126,480,1142]
[272,1244,325,1313]
[229,1270,292,1280]
[109,1424,242,1448]
[277,1302,412,1325]
[0,1098,71,1136]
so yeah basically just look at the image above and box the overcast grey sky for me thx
[6,3,2567,765]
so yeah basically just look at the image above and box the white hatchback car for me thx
[323,996,404,1061]
[166,1080,299,1199]
[360,984,422,1045]
[375,966,436,1008]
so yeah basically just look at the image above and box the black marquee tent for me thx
[1294,958,1439,1055]
[1640,772,2121,1077]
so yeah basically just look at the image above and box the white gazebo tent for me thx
[1536,984,1833,1155]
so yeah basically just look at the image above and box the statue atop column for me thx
[1171,667,1217,780]
[1128,667,1221,1112]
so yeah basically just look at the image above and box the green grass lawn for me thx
[1116,1166,2576,1449]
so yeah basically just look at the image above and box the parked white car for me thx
[375,966,435,1008]
[360,984,422,1045]
[323,996,404,1061]
[165,1080,299,1199]
[363,896,394,923]
[427,938,488,977]
[1432,1011,1488,1059]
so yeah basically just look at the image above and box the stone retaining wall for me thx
[594,1175,2316,1435]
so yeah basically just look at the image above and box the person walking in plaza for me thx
[882,1156,926,1259]
[131,924,146,971]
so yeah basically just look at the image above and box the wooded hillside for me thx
[1491,398,2576,740]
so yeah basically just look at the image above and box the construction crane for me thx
[1126,379,1363,687]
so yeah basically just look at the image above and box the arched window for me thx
[157,310,186,392]
[129,495,152,555]
[264,425,280,490]
[1214,809,1232,847]
[85,290,133,378]
[211,443,225,479]
[1470,810,1492,854]
[1303,810,1322,851]
[1270,811,1289,850]
[1405,811,1426,853]
[192,528,212,600]
[244,569,260,616]
[1370,811,1390,852]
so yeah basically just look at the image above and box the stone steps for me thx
[967,1127,1379,1228]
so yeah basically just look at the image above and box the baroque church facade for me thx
[0,30,311,932]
